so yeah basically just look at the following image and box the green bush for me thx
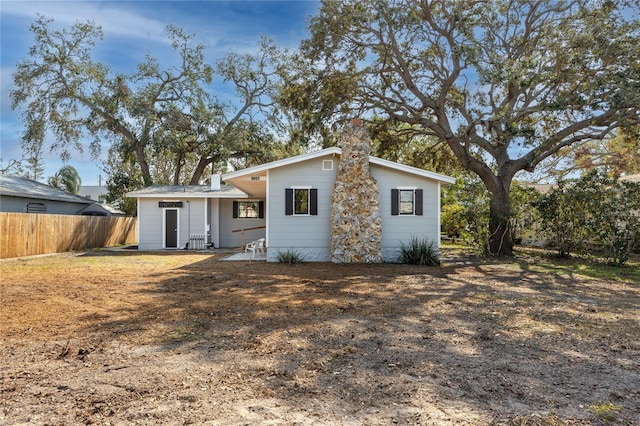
[276,249,305,264]
[534,171,640,265]
[399,237,440,266]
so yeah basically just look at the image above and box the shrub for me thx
[276,249,304,264]
[399,237,440,266]
[534,171,640,265]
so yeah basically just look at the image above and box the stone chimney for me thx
[330,119,383,263]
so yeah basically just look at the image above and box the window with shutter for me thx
[391,188,423,216]
[285,188,318,216]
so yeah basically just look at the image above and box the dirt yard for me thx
[1,248,639,425]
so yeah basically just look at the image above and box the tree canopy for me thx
[299,0,640,255]
[10,16,287,188]
[48,165,82,194]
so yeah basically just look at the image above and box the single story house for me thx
[0,174,122,216]
[128,123,455,262]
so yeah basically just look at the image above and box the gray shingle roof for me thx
[0,174,93,204]
[126,184,247,198]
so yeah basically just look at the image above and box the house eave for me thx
[222,146,455,185]
[128,193,248,199]
[126,184,249,199]
[368,156,456,185]
[222,147,342,181]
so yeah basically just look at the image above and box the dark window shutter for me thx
[233,201,239,218]
[258,201,265,219]
[285,189,294,215]
[415,189,423,215]
[391,189,399,215]
[310,189,318,215]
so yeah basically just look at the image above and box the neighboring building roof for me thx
[78,203,126,216]
[126,184,248,199]
[222,147,456,184]
[620,173,640,183]
[0,174,94,204]
[525,183,555,194]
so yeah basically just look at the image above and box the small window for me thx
[233,201,264,219]
[323,160,334,171]
[295,189,309,214]
[391,188,423,216]
[285,188,318,216]
[399,190,415,215]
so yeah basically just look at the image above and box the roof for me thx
[78,203,126,216]
[126,184,248,199]
[221,147,456,197]
[222,147,455,184]
[620,173,640,183]
[0,174,94,204]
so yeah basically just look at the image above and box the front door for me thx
[165,209,178,248]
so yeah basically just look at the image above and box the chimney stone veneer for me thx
[330,121,383,263]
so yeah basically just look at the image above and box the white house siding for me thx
[266,155,339,261]
[218,198,266,248]
[208,198,219,248]
[137,199,163,249]
[372,166,441,262]
[137,198,207,250]
[182,199,207,248]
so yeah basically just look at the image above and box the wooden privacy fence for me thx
[0,212,137,259]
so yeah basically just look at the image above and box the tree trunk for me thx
[135,143,153,187]
[189,156,211,186]
[488,184,513,256]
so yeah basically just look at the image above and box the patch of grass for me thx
[587,400,623,422]
[572,261,640,283]
[516,248,640,283]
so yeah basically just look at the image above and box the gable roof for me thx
[0,174,94,204]
[222,148,342,180]
[127,184,248,199]
[368,155,456,184]
[221,147,455,197]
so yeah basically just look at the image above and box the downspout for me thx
[186,200,190,249]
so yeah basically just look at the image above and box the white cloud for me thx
[2,1,167,43]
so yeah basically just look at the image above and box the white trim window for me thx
[233,201,265,219]
[285,187,318,216]
[391,188,423,216]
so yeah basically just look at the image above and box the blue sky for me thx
[0,0,319,185]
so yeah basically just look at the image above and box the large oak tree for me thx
[300,0,640,255]
[11,17,284,187]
